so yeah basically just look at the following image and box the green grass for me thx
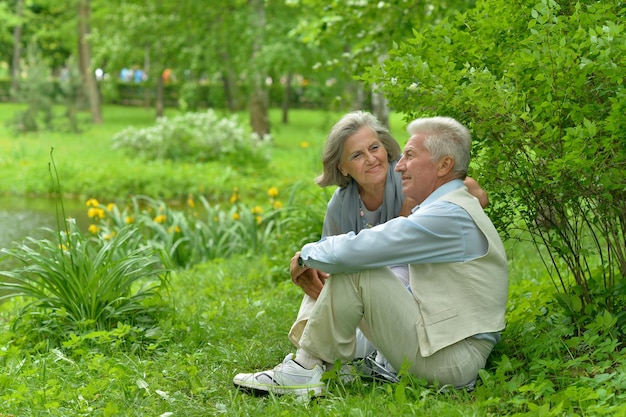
[1,104,625,416]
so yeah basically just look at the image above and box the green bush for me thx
[111,109,270,166]
[364,0,626,324]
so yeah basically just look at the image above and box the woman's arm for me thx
[464,177,489,208]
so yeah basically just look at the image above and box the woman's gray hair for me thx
[406,116,471,178]
[315,111,401,188]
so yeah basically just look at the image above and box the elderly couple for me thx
[233,112,508,397]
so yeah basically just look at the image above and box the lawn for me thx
[0,103,624,416]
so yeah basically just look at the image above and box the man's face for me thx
[394,133,439,204]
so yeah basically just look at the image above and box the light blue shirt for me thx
[300,179,488,274]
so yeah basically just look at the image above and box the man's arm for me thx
[300,202,478,274]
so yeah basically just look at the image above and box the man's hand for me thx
[290,252,329,299]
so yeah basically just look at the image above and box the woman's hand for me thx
[464,177,489,208]
[290,252,329,299]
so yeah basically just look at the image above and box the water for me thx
[0,196,89,252]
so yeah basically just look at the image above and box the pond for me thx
[0,196,90,254]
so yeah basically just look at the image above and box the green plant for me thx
[0,151,171,346]
[111,109,270,166]
[0,220,170,345]
[364,0,626,321]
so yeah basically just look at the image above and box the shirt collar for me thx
[411,179,465,213]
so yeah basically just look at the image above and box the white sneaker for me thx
[233,353,326,397]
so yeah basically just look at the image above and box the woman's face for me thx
[338,126,389,189]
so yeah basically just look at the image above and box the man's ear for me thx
[438,156,455,176]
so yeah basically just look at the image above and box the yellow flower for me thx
[86,198,99,207]
[256,215,262,225]
[125,216,135,224]
[230,193,239,204]
[300,141,310,148]
[251,206,263,215]
[187,195,195,208]
[154,214,167,224]
[88,224,100,234]
[107,203,116,211]
[268,187,279,198]
[273,200,283,209]
[168,225,181,233]
[233,212,240,220]
[87,207,106,219]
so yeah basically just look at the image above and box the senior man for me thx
[233,116,508,397]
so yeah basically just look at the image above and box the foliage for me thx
[8,45,88,134]
[0,106,626,414]
[2,242,626,415]
[81,186,308,269]
[0,150,171,348]
[0,105,340,202]
[8,45,55,133]
[0,219,170,347]
[111,109,271,166]
[363,0,626,322]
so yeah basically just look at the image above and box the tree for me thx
[78,0,102,123]
[10,0,24,95]
[292,0,477,126]
[247,0,270,139]
[365,0,626,321]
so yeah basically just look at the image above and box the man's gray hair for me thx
[406,116,471,177]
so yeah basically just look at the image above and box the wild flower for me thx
[267,187,279,198]
[87,207,106,219]
[230,188,239,204]
[88,224,100,234]
[154,214,167,224]
[86,198,99,207]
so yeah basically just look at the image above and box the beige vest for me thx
[410,187,508,357]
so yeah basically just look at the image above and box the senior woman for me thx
[288,111,488,374]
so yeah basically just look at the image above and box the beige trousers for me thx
[288,268,494,387]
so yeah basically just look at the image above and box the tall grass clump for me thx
[0,151,171,347]
[0,222,170,344]
[111,109,270,167]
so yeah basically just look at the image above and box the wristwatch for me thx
[297,256,306,268]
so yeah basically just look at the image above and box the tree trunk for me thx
[247,0,270,139]
[77,0,102,124]
[144,44,152,109]
[10,0,24,97]
[156,71,164,118]
[371,88,389,129]
[220,52,239,112]
[281,73,293,124]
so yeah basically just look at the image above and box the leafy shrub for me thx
[0,220,170,346]
[364,0,626,322]
[111,109,270,166]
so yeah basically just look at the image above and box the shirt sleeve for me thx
[301,201,487,274]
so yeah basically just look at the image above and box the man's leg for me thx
[298,268,492,388]
[298,268,417,366]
